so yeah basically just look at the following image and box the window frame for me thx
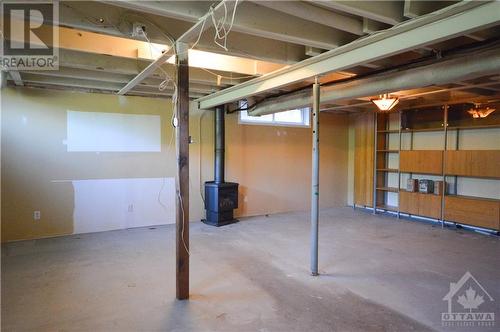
[238,101,311,128]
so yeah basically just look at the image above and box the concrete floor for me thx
[2,207,499,331]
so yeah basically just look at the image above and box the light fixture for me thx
[371,94,399,112]
[467,104,496,119]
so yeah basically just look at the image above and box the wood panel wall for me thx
[354,112,374,207]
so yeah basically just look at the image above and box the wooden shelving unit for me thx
[401,127,445,133]
[376,187,399,192]
[444,195,500,230]
[372,101,500,231]
[400,150,443,175]
[400,191,442,219]
[377,129,399,133]
[377,168,399,173]
[447,124,500,131]
[444,150,500,178]
[376,204,399,212]
[373,112,402,217]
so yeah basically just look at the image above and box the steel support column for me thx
[310,77,320,276]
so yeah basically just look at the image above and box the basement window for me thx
[238,101,310,127]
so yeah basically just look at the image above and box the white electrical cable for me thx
[154,1,240,257]
[190,15,207,51]
[208,0,239,51]
[141,29,179,130]
[141,30,176,91]
[178,191,190,256]
[184,0,240,54]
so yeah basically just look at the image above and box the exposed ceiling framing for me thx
[3,0,499,110]
[196,1,500,109]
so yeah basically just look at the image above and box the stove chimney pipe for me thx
[214,105,225,184]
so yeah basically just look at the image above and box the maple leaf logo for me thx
[457,287,484,312]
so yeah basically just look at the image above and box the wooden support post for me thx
[176,42,189,300]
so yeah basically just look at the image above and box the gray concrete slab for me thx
[2,207,499,331]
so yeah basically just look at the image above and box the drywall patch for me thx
[66,110,161,152]
[72,177,175,234]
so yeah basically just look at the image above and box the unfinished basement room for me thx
[1,1,500,331]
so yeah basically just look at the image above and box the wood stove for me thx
[203,106,239,226]
[204,181,238,226]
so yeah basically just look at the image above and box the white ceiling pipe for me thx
[249,47,500,116]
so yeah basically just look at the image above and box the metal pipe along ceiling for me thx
[248,47,500,116]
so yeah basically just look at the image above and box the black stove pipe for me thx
[214,106,225,184]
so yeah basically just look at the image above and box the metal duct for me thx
[214,105,225,184]
[248,47,500,116]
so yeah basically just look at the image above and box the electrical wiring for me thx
[226,99,256,114]
[189,15,207,52]
[141,29,179,130]
[140,31,187,254]
[155,98,188,256]
[132,1,241,255]
[174,101,189,256]
[210,2,228,50]
[182,0,239,55]
[178,192,190,256]
[141,30,176,92]
[120,12,176,46]
[209,0,239,51]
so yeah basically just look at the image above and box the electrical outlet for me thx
[128,204,134,213]
[33,211,41,220]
